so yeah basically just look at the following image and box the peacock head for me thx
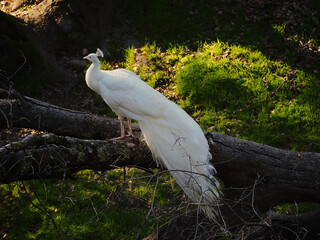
[83,48,104,63]
[83,53,99,63]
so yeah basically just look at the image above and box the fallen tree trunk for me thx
[1,129,319,207]
[0,90,140,139]
[0,133,154,183]
[1,90,320,239]
[143,209,320,240]
[207,132,320,211]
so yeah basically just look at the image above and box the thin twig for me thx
[0,110,10,128]
[20,182,65,240]
[146,175,159,219]
[8,49,27,80]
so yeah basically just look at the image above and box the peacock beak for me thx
[83,56,88,60]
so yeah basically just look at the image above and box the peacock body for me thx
[84,49,220,219]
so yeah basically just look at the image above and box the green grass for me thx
[0,169,184,239]
[177,43,320,151]
[124,45,136,70]
[115,35,320,233]
[122,41,320,152]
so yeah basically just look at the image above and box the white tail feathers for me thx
[96,48,104,58]
[139,117,220,219]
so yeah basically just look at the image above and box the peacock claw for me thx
[110,136,126,141]
[111,134,138,141]
[126,134,139,141]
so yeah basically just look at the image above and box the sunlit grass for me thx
[124,45,135,71]
[123,41,320,152]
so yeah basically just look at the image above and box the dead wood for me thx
[0,89,140,139]
[207,132,320,210]
[0,133,155,184]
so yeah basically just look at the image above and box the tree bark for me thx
[143,209,320,240]
[1,89,320,239]
[0,90,140,140]
[1,127,319,207]
[207,132,320,210]
[0,133,154,184]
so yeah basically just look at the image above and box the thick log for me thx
[207,132,320,210]
[0,95,140,139]
[0,133,154,184]
[143,210,320,240]
[1,127,319,208]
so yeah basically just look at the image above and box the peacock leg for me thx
[119,116,126,138]
[126,118,134,137]
[112,117,137,140]
[111,116,126,140]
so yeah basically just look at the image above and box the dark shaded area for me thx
[0,11,44,95]
[0,0,136,98]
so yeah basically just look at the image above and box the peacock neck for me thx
[85,61,102,94]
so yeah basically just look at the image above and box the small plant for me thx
[20,0,38,10]
[273,23,286,36]
[274,202,320,215]
[124,45,135,71]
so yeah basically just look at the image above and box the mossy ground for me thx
[0,169,184,239]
